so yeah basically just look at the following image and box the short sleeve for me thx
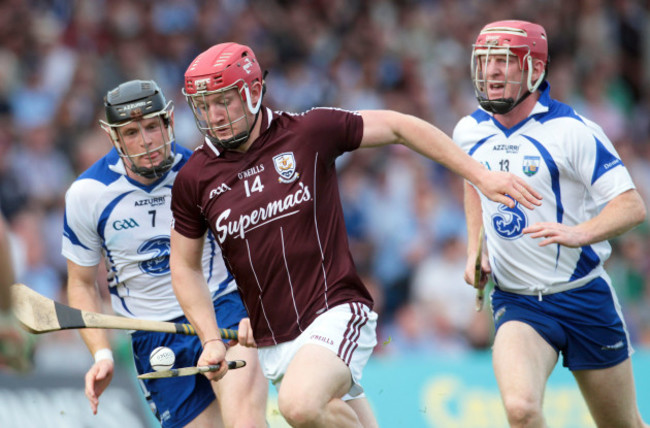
[298,108,363,162]
[565,118,635,206]
[61,180,103,266]
[171,161,209,239]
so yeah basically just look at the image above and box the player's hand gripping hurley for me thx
[10,283,238,339]
[474,226,486,312]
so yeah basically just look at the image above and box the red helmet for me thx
[183,43,264,149]
[184,42,262,98]
[472,20,548,114]
[475,20,548,69]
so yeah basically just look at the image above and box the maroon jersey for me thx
[171,107,374,346]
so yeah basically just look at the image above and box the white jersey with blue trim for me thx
[62,145,236,320]
[453,82,636,295]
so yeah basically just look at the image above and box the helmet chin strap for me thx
[210,109,261,151]
[479,88,535,115]
[116,120,176,179]
[211,85,264,151]
[129,155,175,179]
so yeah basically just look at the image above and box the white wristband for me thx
[94,348,114,363]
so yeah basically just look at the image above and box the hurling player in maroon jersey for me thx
[170,43,542,428]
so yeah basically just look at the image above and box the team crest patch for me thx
[273,152,300,183]
[522,155,541,176]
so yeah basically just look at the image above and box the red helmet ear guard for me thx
[184,42,262,98]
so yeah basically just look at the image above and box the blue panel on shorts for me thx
[130,291,248,427]
[491,277,630,370]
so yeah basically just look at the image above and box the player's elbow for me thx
[628,190,647,228]
[631,201,647,228]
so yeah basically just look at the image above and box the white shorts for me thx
[258,302,378,400]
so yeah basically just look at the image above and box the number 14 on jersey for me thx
[244,176,264,197]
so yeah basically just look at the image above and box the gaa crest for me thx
[522,155,541,176]
[273,152,299,183]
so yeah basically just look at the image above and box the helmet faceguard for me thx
[471,20,548,114]
[183,43,263,150]
[100,80,176,179]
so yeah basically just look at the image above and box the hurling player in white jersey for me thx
[454,21,648,428]
[62,80,267,428]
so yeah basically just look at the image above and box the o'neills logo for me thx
[215,182,311,242]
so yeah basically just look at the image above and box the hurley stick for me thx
[10,283,238,340]
[474,226,486,312]
[137,360,247,379]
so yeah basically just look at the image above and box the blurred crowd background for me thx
[1,0,649,366]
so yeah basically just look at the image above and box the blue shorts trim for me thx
[492,277,631,371]
[131,291,248,428]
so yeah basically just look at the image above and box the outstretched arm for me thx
[66,260,114,414]
[170,229,228,381]
[359,110,542,210]
[523,188,646,247]
[463,182,491,287]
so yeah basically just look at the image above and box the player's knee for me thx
[221,407,267,428]
[502,395,542,427]
[278,390,321,427]
[218,394,268,428]
[223,418,267,428]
